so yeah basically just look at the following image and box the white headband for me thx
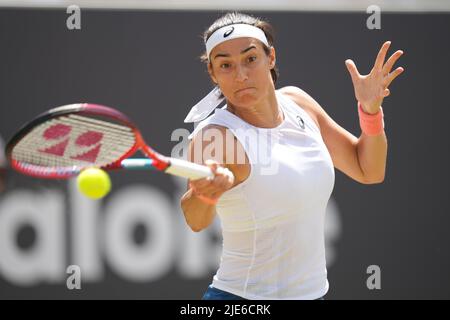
[184,24,270,123]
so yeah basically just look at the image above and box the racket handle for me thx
[121,158,156,170]
[120,158,213,180]
[165,158,214,180]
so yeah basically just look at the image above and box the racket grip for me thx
[165,158,214,180]
[121,158,156,170]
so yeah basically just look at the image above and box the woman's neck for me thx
[226,90,283,128]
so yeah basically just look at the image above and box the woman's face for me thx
[208,37,276,108]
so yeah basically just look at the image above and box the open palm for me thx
[345,41,404,114]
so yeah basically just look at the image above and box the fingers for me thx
[384,67,405,87]
[189,160,235,198]
[382,50,404,75]
[204,159,219,177]
[189,178,212,190]
[345,59,361,83]
[192,175,231,196]
[216,166,235,184]
[373,41,391,71]
[190,175,231,197]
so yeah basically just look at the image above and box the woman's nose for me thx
[235,66,248,82]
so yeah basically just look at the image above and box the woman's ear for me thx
[269,46,276,69]
[207,63,218,84]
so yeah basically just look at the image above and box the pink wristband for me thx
[358,102,385,136]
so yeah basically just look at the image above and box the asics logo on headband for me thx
[205,24,269,59]
[223,27,234,38]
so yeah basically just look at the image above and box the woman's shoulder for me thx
[188,123,249,162]
[277,86,317,111]
[188,122,251,185]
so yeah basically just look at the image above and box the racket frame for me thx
[6,103,210,180]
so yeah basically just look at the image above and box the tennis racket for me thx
[5,103,213,180]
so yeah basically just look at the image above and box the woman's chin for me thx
[234,89,258,104]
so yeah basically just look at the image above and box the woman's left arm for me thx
[281,41,404,184]
[344,41,404,182]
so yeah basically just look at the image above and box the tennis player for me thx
[180,12,404,300]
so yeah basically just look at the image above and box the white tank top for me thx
[189,90,335,300]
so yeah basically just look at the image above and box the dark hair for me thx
[200,12,279,84]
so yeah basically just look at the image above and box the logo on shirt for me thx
[296,115,305,129]
[223,27,234,38]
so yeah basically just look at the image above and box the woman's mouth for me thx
[235,87,255,93]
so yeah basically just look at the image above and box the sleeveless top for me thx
[188,90,335,300]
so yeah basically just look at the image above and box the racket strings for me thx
[12,114,136,172]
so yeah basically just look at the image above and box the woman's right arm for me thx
[180,183,217,233]
[180,160,234,232]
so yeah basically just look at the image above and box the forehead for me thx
[210,37,264,58]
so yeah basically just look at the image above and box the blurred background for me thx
[0,0,449,299]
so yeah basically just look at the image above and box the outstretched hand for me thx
[345,41,404,114]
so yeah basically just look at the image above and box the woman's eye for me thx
[248,56,257,63]
[220,63,230,69]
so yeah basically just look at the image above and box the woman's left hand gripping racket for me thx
[5,103,213,180]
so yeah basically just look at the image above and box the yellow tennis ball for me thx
[76,168,111,200]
